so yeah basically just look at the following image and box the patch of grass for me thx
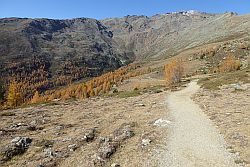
[142,85,165,93]
[234,159,244,164]
[19,100,61,109]
[198,67,250,90]
[0,111,16,116]
[34,138,54,148]
[109,90,141,98]
[108,85,166,98]
[232,89,246,93]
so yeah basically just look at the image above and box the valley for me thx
[0,10,250,167]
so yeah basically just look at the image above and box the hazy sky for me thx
[1,0,249,19]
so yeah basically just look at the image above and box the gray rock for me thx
[37,165,45,167]
[68,144,77,151]
[82,128,96,142]
[153,118,172,127]
[136,103,145,107]
[97,142,118,159]
[141,138,152,147]
[1,137,32,161]
[111,163,120,167]
[26,125,36,131]
[233,83,243,90]
[11,137,32,149]
[113,124,134,141]
[44,148,55,158]
[98,137,112,144]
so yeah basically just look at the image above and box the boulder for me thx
[113,124,134,141]
[82,128,96,142]
[0,137,32,161]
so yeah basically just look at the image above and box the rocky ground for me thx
[194,83,250,167]
[0,88,169,167]
[1,66,249,167]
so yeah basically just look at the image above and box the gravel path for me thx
[159,81,238,167]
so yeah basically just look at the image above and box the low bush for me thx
[218,55,241,73]
[164,59,184,86]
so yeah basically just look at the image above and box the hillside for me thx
[101,11,250,60]
[0,11,250,105]
[0,17,134,89]
[0,10,250,167]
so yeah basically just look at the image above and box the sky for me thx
[0,0,250,19]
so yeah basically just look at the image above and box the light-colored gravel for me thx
[153,81,238,167]
[193,83,250,166]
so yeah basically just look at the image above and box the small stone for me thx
[97,142,118,159]
[98,137,112,144]
[153,118,172,127]
[26,125,36,131]
[17,123,23,126]
[68,144,77,151]
[37,165,45,167]
[44,148,54,158]
[113,124,134,141]
[11,137,21,144]
[111,163,120,167]
[82,128,96,142]
[30,120,37,126]
[137,103,145,107]
[142,139,151,147]
[62,137,72,142]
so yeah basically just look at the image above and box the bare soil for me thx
[0,90,168,167]
[194,83,250,166]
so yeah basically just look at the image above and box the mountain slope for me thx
[0,11,250,103]
[0,18,134,87]
[101,12,250,60]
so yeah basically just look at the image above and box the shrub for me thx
[30,91,40,104]
[6,80,23,107]
[218,55,241,73]
[164,59,184,86]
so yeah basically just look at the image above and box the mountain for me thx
[0,11,250,93]
[101,11,250,60]
[0,17,134,88]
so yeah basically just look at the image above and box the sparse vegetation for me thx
[0,81,4,101]
[198,67,250,90]
[6,80,24,108]
[0,111,16,116]
[234,159,245,164]
[218,55,241,73]
[0,63,156,109]
[164,59,184,86]
[109,90,141,98]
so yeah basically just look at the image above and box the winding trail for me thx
[162,81,238,167]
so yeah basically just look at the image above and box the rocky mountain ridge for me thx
[0,11,250,92]
[101,11,249,60]
[0,17,134,90]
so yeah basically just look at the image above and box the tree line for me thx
[1,63,153,109]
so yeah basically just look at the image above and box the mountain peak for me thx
[169,10,201,15]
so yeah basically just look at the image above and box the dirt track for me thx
[156,81,238,167]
